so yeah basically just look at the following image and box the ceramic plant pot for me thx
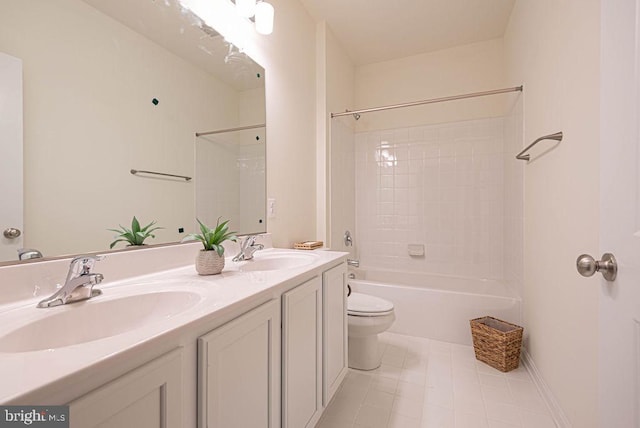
[196,250,225,275]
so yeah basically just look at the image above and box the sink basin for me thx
[238,252,317,272]
[0,290,202,353]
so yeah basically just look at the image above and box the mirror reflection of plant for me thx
[109,216,163,249]
[182,218,237,256]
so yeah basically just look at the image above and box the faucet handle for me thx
[70,254,104,267]
[67,255,104,279]
[243,235,258,248]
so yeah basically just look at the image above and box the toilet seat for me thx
[348,292,394,317]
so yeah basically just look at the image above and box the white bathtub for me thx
[348,269,522,346]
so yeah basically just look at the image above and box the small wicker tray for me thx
[293,241,323,250]
[470,316,523,372]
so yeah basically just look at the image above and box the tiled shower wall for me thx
[355,116,520,281]
[503,98,524,295]
[237,141,266,233]
[196,139,240,230]
[196,128,265,234]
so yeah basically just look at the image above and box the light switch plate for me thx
[267,198,276,218]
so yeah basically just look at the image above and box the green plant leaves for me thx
[108,216,163,249]
[182,217,237,252]
[131,216,141,234]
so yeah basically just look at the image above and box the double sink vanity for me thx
[0,237,348,427]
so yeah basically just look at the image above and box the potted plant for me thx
[109,216,163,249]
[183,218,237,275]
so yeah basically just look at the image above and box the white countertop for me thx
[0,247,347,404]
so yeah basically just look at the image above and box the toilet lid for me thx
[348,292,394,315]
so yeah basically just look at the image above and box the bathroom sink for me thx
[238,252,317,272]
[0,290,202,353]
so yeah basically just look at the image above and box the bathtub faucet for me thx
[347,259,360,268]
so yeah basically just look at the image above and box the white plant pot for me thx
[196,250,225,275]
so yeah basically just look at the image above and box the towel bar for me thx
[130,169,192,181]
[516,132,563,161]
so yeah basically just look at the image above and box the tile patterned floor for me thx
[317,332,557,428]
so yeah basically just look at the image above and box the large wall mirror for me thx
[0,0,266,265]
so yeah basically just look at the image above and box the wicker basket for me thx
[470,316,523,372]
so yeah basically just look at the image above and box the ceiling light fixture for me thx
[254,1,274,35]
[179,0,250,50]
[234,0,274,35]
[235,0,256,19]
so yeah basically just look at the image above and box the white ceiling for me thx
[299,0,516,65]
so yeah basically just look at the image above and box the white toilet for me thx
[347,292,396,370]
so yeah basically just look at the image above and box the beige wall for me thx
[323,25,356,253]
[504,1,600,426]
[353,39,509,132]
[314,21,357,251]
[315,22,329,244]
[244,0,319,248]
[0,0,240,257]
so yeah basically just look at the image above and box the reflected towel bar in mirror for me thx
[195,123,266,137]
[515,131,563,161]
[130,169,192,181]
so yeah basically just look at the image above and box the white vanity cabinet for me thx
[281,262,348,426]
[2,250,350,428]
[197,299,281,428]
[68,348,183,428]
[282,276,323,428]
[322,262,348,405]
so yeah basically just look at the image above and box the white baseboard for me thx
[521,348,571,427]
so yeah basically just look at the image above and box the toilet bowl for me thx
[347,292,395,370]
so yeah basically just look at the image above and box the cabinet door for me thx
[323,263,348,405]
[198,299,280,428]
[68,348,183,428]
[282,276,322,428]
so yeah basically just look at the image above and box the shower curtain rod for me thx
[330,86,523,118]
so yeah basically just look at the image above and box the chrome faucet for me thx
[18,248,43,260]
[347,259,360,268]
[232,235,264,262]
[37,255,104,308]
